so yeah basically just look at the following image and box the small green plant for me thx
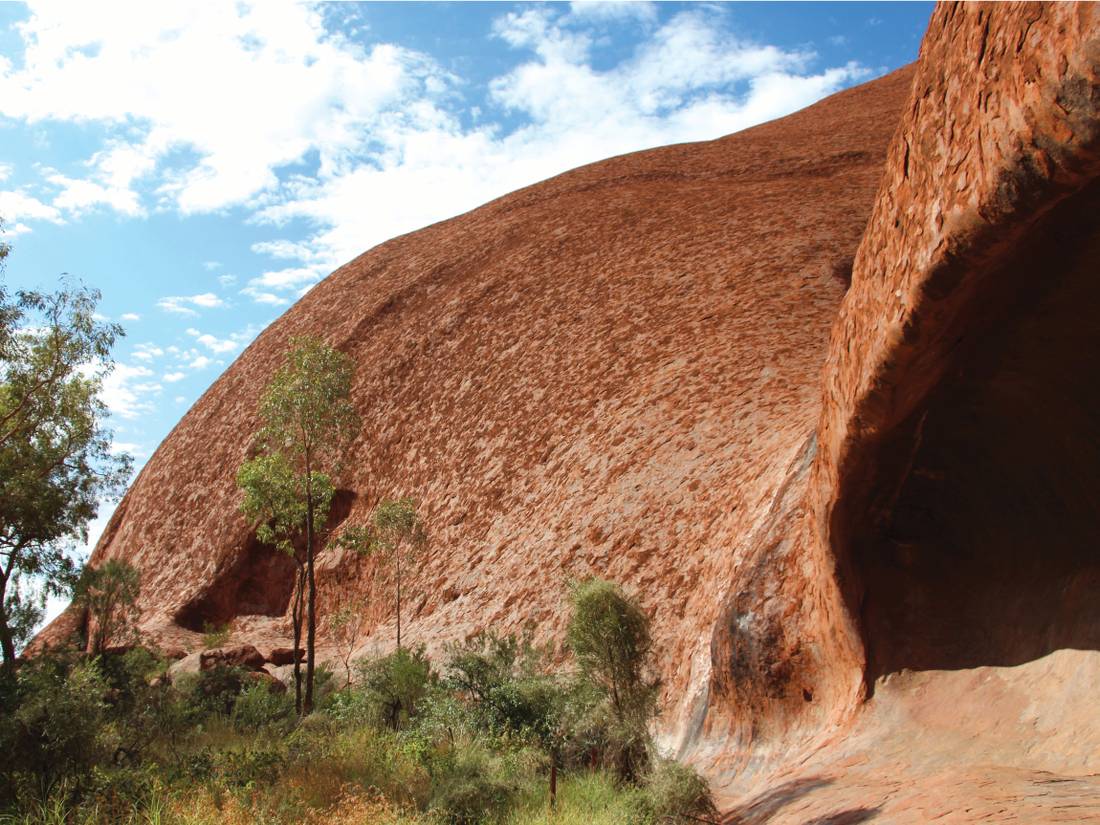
[629,758,717,824]
[231,683,294,733]
[201,622,230,649]
[1,655,110,799]
[428,743,520,825]
[175,664,246,717]
[354,646,434,729]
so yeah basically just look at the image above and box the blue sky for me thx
[0,1,932,592]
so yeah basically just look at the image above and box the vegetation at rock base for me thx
[0,259,714,823]
[0,577,715,825]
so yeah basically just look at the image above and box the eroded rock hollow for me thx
[41,2,1100,820]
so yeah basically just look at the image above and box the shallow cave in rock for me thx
[175,488,358,631]
[842,181,1100,685]
[175,533,297,631]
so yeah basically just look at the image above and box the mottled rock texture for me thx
[39,2,1100,821]
[703,2,1100,821]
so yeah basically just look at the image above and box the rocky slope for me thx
[42,2,1100,821]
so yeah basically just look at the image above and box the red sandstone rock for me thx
[264,647,304,666]
[34,3,1100,821]
[41,57,911,728]
[200,644,266,672]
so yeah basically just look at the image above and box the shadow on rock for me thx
[722,776,834,824]
[802,807,881,825]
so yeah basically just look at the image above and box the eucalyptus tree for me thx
[370,497,427,652]
[0,247,131,667]
[566,577,660,783]
[73,558,141,656]
[237,336,358,713]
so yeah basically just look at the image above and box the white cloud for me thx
[162,371,186,382]
[218,274,237,286]
[120,312,141,322]
[0,189,64,225]
[185,327,239,354]
[243,290,288,306]
[99,362,161,419]
[1,2,869,298]
[251,239,323,262]
[190,292,224,308]
[156,292,226,315]
[131,342,163,361]
[246,6,868,275]
[45,168,144,217]
[240,264,326,304]
[188,355,213,370]
[568,2,658,25]
[0,2,451,215]
[203,260,222,271]
[0,164,11,182]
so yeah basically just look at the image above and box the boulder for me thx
[200,644,265,671]
[167,651,202,681]
[264,647,304,666]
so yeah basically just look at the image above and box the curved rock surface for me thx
[40,2,1100,821]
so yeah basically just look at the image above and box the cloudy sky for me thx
[0,0,932,596]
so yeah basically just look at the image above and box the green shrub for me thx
[231,682,294,733]
[95,647,172,765]
[72,560,141,657]
[215,744,286,787]
[353,646,434,729]
[82,764,160,820]
[566,579,659,783]
[429,744,519,825]
[444,631,565,745]
[176,664,247,717]
[2,656,110,799]
[627,759,716,825]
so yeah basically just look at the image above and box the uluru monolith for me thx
[39,2,1100,820]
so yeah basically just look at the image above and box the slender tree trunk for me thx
[0,563,16,669]
[395,544,401,651]
[549,759,557,811]
[291,560,305,715]
[0,612,15,670]
[304,466,317,714]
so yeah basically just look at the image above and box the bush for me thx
[428,744,519,825]
[566,578,659,783]
[175,664,247,717]
[72,560,141,657]
[1,656,110,799]
[231,682,294,733]
[353,646,434,729]
[215,744,287,787]
[443,631,564,744]
[628,759,717,824]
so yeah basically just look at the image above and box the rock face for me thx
[45,49,912,729]
[39,2,1100,820]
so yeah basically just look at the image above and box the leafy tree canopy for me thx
[0,239,131,664]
